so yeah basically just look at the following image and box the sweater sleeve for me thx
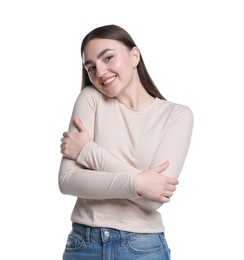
[58,157,139,199]
[76,141,164,209]
[74,103,193,209]
[59,88,193,207]
[149,105,194,179]
[58,87,139,199]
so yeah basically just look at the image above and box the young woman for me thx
[59,24,193,260]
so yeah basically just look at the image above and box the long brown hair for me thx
[80,24,166,100]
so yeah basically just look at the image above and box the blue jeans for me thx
[63,222,171,260]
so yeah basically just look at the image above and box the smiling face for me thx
[82,38,140,98]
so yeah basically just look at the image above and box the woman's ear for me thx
[131,47,140,67]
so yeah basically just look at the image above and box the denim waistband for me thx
[71,222,163,244]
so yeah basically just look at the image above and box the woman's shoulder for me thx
[70,86,102,113]
[157,98,191,111]
[75,85,102,105]
[157,98,194,122]
[80,85,102,98]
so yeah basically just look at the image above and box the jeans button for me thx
[104,231,110,237]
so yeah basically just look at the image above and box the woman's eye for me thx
[105,55,113,62]
[87,66,95,73]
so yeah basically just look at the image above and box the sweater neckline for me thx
[115,97,160,115]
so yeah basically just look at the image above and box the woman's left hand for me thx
[60,116,92,160]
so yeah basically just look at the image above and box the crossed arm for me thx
[59,116,179,209]
[58,88,193,210]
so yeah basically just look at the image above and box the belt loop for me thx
[120,230,126,246]
[85,226,91,244]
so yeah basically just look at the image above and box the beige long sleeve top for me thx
[59,86,193,233]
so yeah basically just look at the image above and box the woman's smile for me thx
[101,76,117,88]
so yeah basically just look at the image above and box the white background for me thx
[0,0,243,259]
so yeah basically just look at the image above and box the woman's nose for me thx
[96,63,107,78]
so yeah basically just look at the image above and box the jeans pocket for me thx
[126,233,165,254]
[64,231,86,253]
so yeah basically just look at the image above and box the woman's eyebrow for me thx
[84,48,114,66]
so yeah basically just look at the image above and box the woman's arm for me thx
[62,94,193,183]
[58,87,140,199]
[60,112,187,209]
[59,87,178,204]
[148,105,194,179]
[59,117,176,204]
[59,150,174,203]
[59,156,140,199]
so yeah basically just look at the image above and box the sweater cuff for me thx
[76,141,94,165]
[130,171,142,199]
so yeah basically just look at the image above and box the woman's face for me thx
[82,38,140,98]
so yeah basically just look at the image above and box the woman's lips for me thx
[102,76,116,88]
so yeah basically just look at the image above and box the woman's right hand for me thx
[60,116,92,160]
[135,161,179,203]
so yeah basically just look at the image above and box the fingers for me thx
[168,183,177,192]
[60,135,68,154]
[62,132,69,137]
[151,161,169,173]
[60,142,65,153]
[167,177,179,185]
[165,190,174,198]
[159,188,176,203]
[160,196,170,203]
[154,161,179,185]
[160,160,169,171]
[73,116,86,133]
[160,183,177,201]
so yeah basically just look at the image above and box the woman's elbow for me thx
[58,175,67,195]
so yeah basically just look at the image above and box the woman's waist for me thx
[71,222,164,243]
[71,198,164,233]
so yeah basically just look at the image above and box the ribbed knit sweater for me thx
[59,86,193,233]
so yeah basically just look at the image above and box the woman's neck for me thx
[116,83,155,111]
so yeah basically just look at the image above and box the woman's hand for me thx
[60,116,92,160]
[135,161,179,203]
